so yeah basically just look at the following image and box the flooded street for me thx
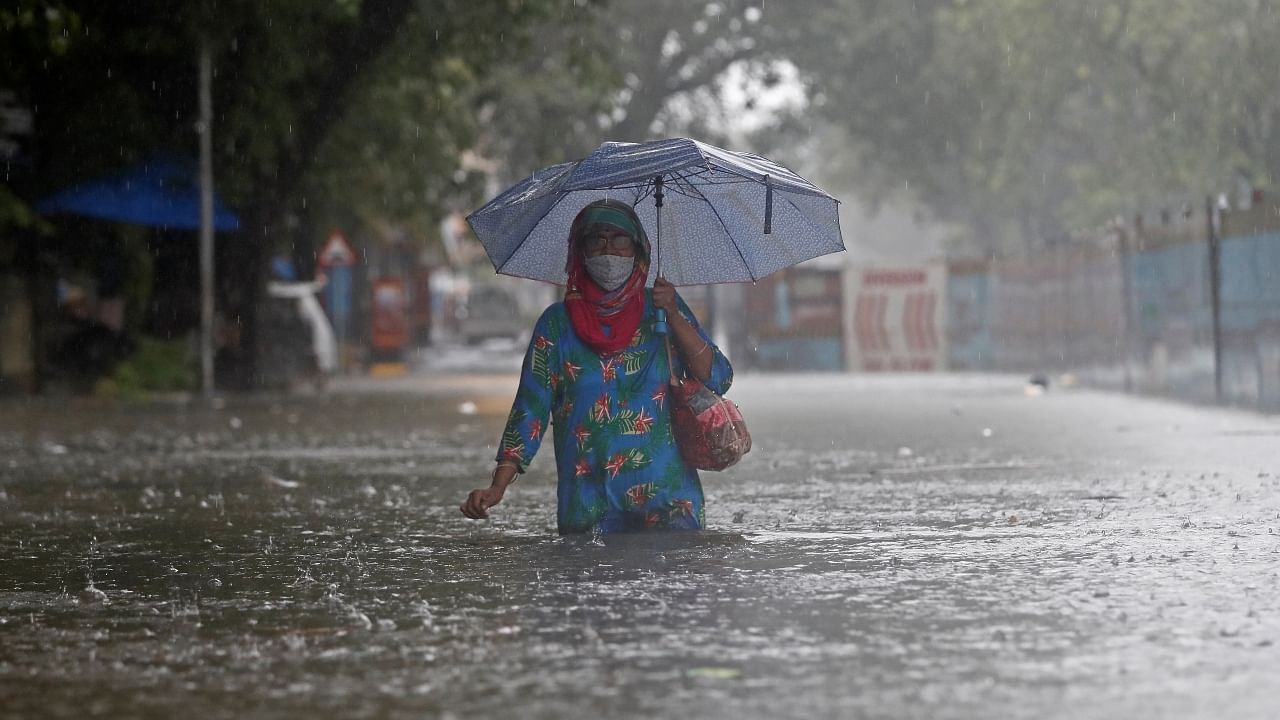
[2,373,1279,719]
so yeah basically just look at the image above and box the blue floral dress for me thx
[496,290,734,534]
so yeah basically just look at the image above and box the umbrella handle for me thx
[653,174,664,280]
[652,174,668,335]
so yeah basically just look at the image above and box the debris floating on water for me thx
[686,666,742,680]
[262,472,301,489]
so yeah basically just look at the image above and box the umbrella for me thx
[37,157,241,232]
[466,137,843,287]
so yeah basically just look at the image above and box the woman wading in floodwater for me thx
[460,199,733,533]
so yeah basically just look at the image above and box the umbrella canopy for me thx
[467,138,843,286]
[37,157,241,232]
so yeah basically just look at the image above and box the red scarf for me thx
[563,202,651,357]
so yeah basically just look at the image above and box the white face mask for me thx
[584,254,635,291]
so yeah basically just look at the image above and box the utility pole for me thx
[1116,225,1134,393]
[1206,196,1223,402]
[198,39,215,400]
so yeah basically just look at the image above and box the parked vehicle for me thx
[458,286,526,345]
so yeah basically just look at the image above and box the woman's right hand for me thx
[461,463,517,520]
[460,484,506,519]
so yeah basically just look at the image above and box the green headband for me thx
[579,205,640,239]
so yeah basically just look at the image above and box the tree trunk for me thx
[220,0,415,389]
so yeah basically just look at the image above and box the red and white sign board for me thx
[843,265,947,372]
[317,230,356,268]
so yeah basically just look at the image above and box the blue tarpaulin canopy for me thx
[36,157,241,232]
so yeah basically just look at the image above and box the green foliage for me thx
[222,0,602,247]
[0,186,49,258]
[468,1,619,180]
[9,0,1273,268]
[0,3,80,69]
[1,0,607,254]
[95,336,194,399]
[775,0,1280,250]
[471,1,778,180]
[0,3,79,235]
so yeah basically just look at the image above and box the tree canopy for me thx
[6,0,1280,263]
[1,0,604,247]
[775,0,1280,251]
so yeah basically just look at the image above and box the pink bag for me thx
[664,335,751,471]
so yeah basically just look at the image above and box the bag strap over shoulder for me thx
[662,330,681,387]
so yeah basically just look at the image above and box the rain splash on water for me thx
[1,375,1278,718]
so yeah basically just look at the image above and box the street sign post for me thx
[317,230,356,370]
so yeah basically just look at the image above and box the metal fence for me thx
[947,201,1280,412]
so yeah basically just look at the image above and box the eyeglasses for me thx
[581,234,635,252]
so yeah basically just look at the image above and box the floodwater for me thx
[1,374,1279,719]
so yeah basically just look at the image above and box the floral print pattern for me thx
[496,290,733,534]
